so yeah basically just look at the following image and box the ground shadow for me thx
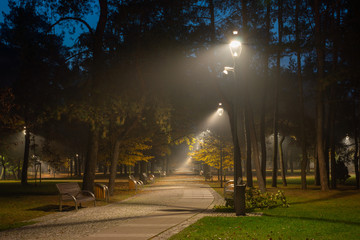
[290,190,360,205]
[263,213,360,226]
[27,205,80,212]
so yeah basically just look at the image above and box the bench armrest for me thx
[77,190,96,199]
[60,193,77,201]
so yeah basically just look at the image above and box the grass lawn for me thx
[0,179,136,231]
[170,176,360,240]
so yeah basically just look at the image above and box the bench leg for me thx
[59,196,63,212]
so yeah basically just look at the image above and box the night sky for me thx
[0,0,99,46]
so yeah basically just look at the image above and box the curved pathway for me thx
[0,174,224,240]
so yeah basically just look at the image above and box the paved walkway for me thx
[0,175,226,240]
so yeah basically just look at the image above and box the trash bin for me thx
[128,179,137,190]
[235,183,246,216]
[94,183,109,202]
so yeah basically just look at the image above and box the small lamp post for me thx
[217,103,224,187]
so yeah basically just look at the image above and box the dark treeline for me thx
[0,0,359,193]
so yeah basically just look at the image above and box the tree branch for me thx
[49,17,94,36]
[65,50,91,62]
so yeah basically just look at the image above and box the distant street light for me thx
[223,66,234,75]
[343,134,352,146]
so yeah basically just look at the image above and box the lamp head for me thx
[217,103,224,116]
[230,40,242,57]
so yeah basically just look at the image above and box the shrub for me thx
[335,161,350,183]
[246,189,289,210]
[219,188,289,212]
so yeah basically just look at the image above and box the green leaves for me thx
[223,188,290,210]
[245,189,290,210]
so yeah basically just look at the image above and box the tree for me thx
[294,0,309,190]
[43,0,109,191]
[271,0,283,188]
[190,133,233,173]
[0,1,68,185]
[312,0,329,191]
[260,0,272,185]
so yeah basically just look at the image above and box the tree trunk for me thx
[83,128,100,191]
[82,0,108,192]
[248,107,266,192]
[329,104,336,189]
[244,107,253,187]
[74,154,78,176]
[314,0,329,191]
[166,156,169,175]
[21,128,30,185]
[279,135,287,186]
[354,107,359,189]
[296,0,308,190]
[260,0,271,184]
[140,161,147,182]
[134,163,139,177]
[272,0,282,188]
[315,155,321,186]
[330,1,340,189]
[124,165,128,175]
[108,139,121,195]
[1,164,5,180]
[290,149,294,173]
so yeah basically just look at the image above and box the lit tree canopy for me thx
[189,133,233,170]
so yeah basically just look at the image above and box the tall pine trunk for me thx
[329,106,336,188]
[272,0,283,188]
[109,139,121,195]
[314,0,329,191]
[83,128,100,191]
[82,0,108,192]
[354,106,359,189]
[296,0,308,190]
[244,107,253,187]
[248,106,266,192]
[279,135,287,186]
[260,0,271,183]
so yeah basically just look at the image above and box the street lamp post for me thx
[217,103,224,188]
[224,31,246,216]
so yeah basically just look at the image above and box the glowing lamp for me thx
[230,40,241,49]
[217,103,224,116]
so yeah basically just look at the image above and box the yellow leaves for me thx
[57,111,61,120]
[116,116,125,125]
[189,135,233,169]
[102,130,107,138]
[117,137,154,166]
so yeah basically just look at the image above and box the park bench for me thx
[56,183,96,211]
[142,172,155,184]
[224,180,234,206]
[129,175,143,191]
